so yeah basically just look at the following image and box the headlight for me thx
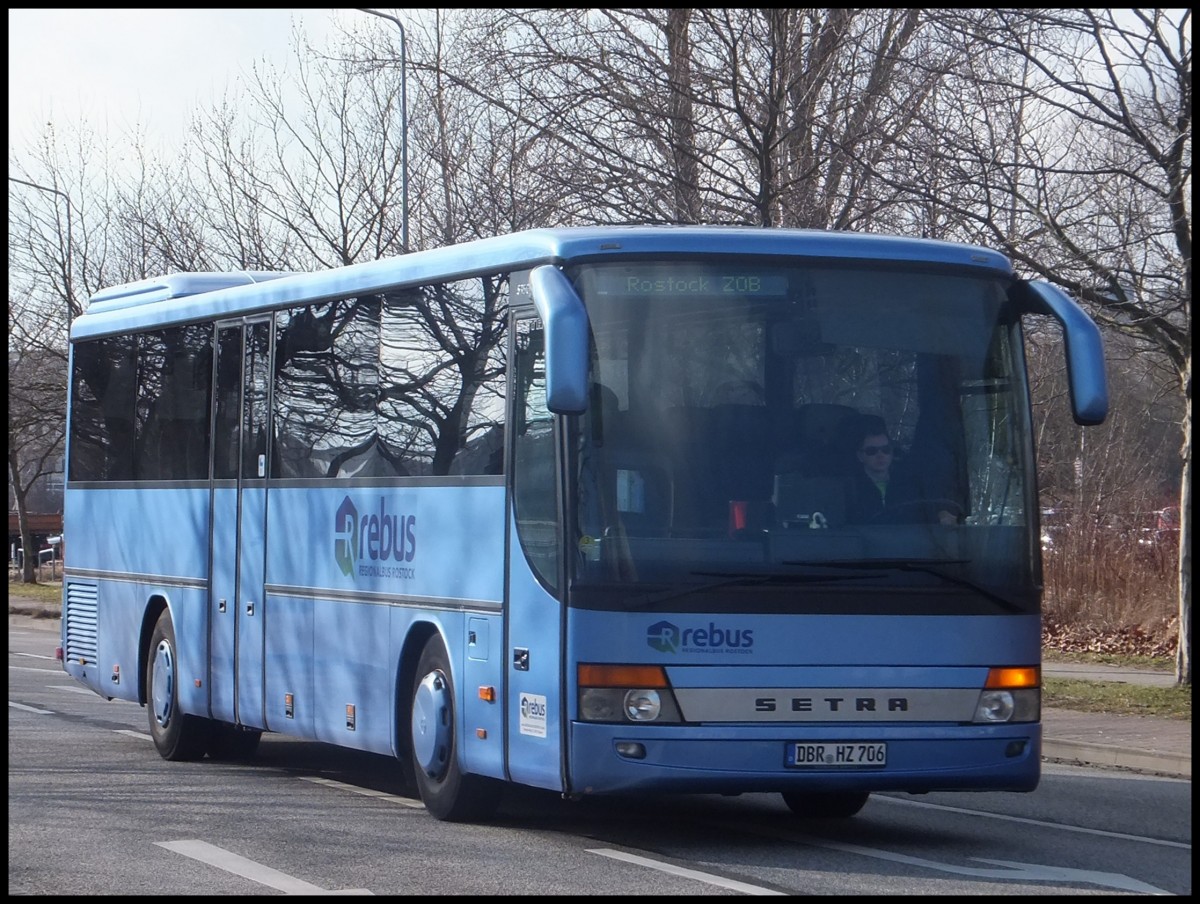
[578,664,683,723]
[975,689,1015,722]
[624,689,662,721]
[974,688,1040,723]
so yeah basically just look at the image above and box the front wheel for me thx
[781,790,870,818]
[146,609,211,761]
[409,634,502,821]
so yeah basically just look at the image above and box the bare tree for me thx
[9,138,82,584]
[7,302,67,583]
[420,9,953,229]
[1028,325,1180,519]
[914,9,1190,683]
[182,38,407,269]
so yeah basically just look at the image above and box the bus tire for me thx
[207,722,262,760]
[781,790,870,818]
[409,633,502,822]
[146,609,211,761]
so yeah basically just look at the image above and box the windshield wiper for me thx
[631,569,883,609]
[783,558,1023,613]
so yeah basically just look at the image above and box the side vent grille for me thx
[64,582,100,664]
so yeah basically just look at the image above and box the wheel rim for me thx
[151,638,175,728]
[411,670,451,778]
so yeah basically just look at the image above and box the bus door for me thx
[505,315,566,790]
[209,318,272,729]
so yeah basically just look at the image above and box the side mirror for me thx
[1020,281,1109,426]
[529,265,589,414]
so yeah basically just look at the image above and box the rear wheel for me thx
[781,790,870,818]
[146,609,211,761]
[409,634,502,821]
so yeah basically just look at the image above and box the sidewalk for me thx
[1041,661,1190,779]
[8,594,1189,779]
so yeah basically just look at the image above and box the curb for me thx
[1043,739,1190,779]
[8,605,60,620]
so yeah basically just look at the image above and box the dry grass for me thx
[1042,526,1179,661]
[8,578,61,604]
[1043,677,1190,720]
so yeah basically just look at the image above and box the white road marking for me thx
[300,776,425,808]
[778,831,1170,895]
[717,817,1173,895]
[155,839,373,895]
[587,848,786,895]
[877,794,1191,849]
[114,729,153,741]
[9,701,54,714]
[51,684,99,695]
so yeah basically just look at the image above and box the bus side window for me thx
[213,328,242,481]
[512,319,560,591]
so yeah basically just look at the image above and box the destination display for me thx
[592,266,790,298]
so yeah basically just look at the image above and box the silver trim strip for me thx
[66,480,212,490]
[63,567,208,591]
[263,582,502,613]
[269,475,503,489]
[673,687,981,722]
[65,476,505,491]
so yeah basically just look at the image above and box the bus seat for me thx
[774,403,858,479]
[589,386,674,537]
[710,402,774,503]
[609,448,674,537]
[590,383,622,445]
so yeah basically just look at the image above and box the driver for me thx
[845,415,958,525]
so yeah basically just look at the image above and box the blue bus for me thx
[61,226,1107,821]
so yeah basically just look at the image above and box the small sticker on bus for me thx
[519,692,548,738]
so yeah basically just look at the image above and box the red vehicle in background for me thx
[1155,505,1180,543]
[1132,504,1180,565]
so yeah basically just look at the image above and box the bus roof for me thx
[72,225,1014,340]
[86,271,300,313]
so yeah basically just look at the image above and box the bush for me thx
[1042,523,1178,657]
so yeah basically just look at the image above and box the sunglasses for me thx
[861,444,892,456]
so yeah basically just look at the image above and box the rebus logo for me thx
[647,621,680,653]
[334,496,359,577]
[520,695,546,718]
[333,495,417,579]
[647,619,754,654]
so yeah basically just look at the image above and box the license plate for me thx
[786,742,887,767]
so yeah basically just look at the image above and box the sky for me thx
[8,9,360,165]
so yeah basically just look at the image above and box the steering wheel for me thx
[872,497,963,524]
[705,379,764,405]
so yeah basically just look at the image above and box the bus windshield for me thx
[568,259,1037,615]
